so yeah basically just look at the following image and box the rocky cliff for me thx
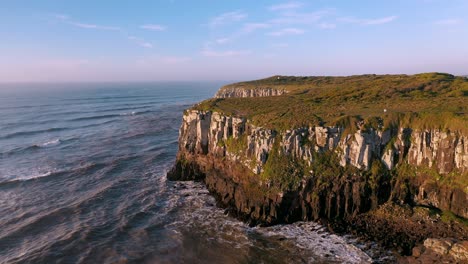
[215,87,286,98]
[168,74,468,256]
[171,110,468,219]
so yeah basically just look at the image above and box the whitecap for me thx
[0,171,55,185]
[120,111,137,116]
[256,222,373,263]
[22,171,52,180]
[40,139,60,147]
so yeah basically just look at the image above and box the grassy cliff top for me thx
[195,73,468,131]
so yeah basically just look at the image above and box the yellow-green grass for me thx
[196,73,467,132]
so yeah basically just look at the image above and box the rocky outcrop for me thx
[350,203,468,257]
[415,181,468,219]
[168,109,468,254]
[215,87,286,98]
[169,110,467,218]
[400,238,468,263]
[408,130,468,174]
[176,110,468,175]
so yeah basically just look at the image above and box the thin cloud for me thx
[210,11,247,27]
[54,14,69,20]
[127,36,153,48]
[271,43,289,48]
[140,24,167,31]
[434,19,462,25]
[201,49,251,57]
[340,16,398,25]
[267,28,305,36]
[216,38,231,44]
[319,22,336,29]
[52,14,151,48]
[53,14,120,31]
[139,42,153,48]
[269,10,331,25]
[364,16,398,25]
[211,23,270,46]
[242,23,271,33]
[70,22,120,31]
[269,2,303,11]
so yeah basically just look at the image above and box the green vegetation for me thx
[261,141,305,191]
[440,210,468,226]
[425,207,468,226]
[414,166,468,190]
[224,135,247,155]
[195,73,467,132]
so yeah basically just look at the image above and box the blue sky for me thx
[1,0,467,82]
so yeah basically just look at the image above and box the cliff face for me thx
[215,87,286,98]
[177,110,468,176]
[170,110,468,222]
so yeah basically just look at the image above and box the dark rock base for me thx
[167,154,468,261]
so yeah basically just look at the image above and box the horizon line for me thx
[0,72,465,84]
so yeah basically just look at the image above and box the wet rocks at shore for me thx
[400,238,468,263]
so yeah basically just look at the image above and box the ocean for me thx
[0,83,389,263]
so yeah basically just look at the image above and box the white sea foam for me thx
[121,111,137,116]
[0,171,54,184]
[163,180,382,263]
[23,171,52,180]
[40,139,60,147]
[257,223,373,263]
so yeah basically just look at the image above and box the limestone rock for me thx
[179,110,468,175]
[175,110,468,221]
[449,240,468,262]
[215,87,287,98]
[423,238,453,255]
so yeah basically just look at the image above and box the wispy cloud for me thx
[434,19,462,25]
[363,16,398,25]
[340,16,398,25]
[208,8,330,46]
[269,10,331,25]
[210,11,247,28]
[271,43,289,48]
[318,22,336,29]
[215,38,231,44]
[139,42,153,48]
[54,14,69,20]
[69,22,120,31]
[269,2,303,11]
[53,14,152,48]
[140,24,167,31]
[242,23,271,33]
[267,28,305,36]
[212,23,271,45]
[201,49,251,57]
[54,14,121,31]
[127,36,153,48]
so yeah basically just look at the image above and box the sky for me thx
[1,0,467,82]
